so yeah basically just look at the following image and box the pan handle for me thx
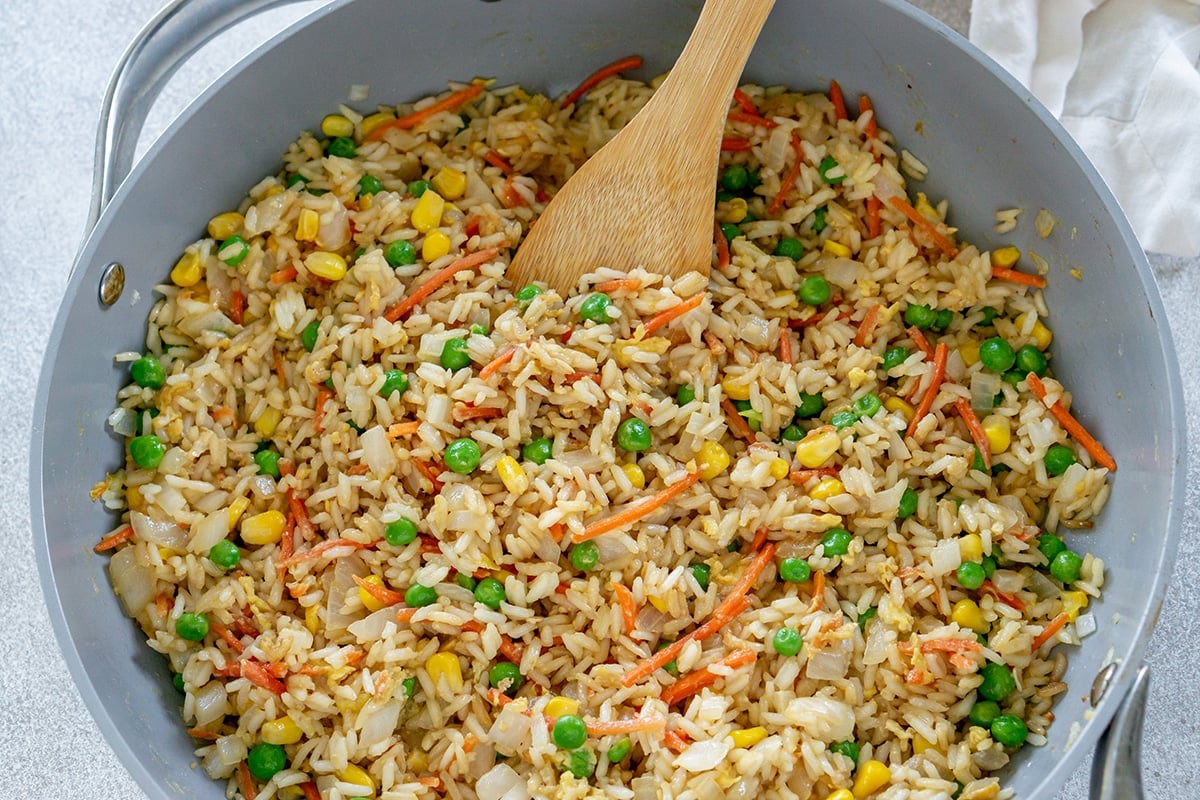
[87,0,317,235]
[1090,664,1149,800]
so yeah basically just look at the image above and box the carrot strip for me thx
[727,110,777,129]
[549,522,566,543]
[887,195,959,258]
[210,621,246,654]
[461,620,525,662]
[751,526,770,552]
[720,398,758,445]
[641,292,707,336]
[300,782,321,800]
[366,83,485,141]
[478,344,518,380]
[487,688,514,706]
[733,87,758,114]
[395,607,419,624]
[907,342,948,437]
[721,136,753,152]
[829,79,848,121]
[992,265,1047,289]
[953,397,993,470]
[238,762,258,800]
[455,404,504,421]
[981,580,1028,613]
[387,421,421,439]
[662,729,691,753]
[1026,373,1117,472]
[280,538,372,567]
[789,467,839,484]
[1032,611,1072,651]
[768,132,805,215]
[483,149,516,176]
[809,570,826,612]
[899,638,984,655]
[212,406,237,425]
[866,195,882,238]
[270,265,298,284]
[561,54,643,108]
[384,248,500,322]
[779,329,793,364]
[858,94,879,140]
[288,488,316,541]
[586,716,667,736]
[186,726,220,740]
[313,386,334,433]
[853,304,881,348]
[660,648,757,706]
[593,278,641,294]
[714,219,731,271]
[612,582,639,633]
[413,459,445,492]
[417,777,444,790]
[229,289,246,325]
[574,472,701,543]
[907,325,934,358]
[94,525,134,553]
[241,660,287,695]
[274,351,288,389]
[352,574,405,606]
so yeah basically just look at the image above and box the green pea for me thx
[616,418,652,452]
[384,518,418,547]
[217,235,249,267]
[607,738,633,763]
[489,662,523,697]
[896,487,919,519]
[830,740,859,765]
[689,563,711,591]
[774,237,804,260]
[857,606,877,631]
[956,561,986,590]
[1001,370,1024,388]
[780,424,804,442]
[286,173,309,189]
[716,190,735,203]
[853,393,882,418]
[563,747,596,779]
[579,293,612,324]
[551,714,588,750]
[979,337,1017,372]
[931,308,954,332]
[727,540,741,553]
[798,275,832,306]
[130,356,166,389]
[1037,534,1067,564]
[821,527,853,556]
[676,385,696,405]
[175,612,209,642]
[247,742,287,781]
[779,557,812,583]
[407,179,430,197]
[172,672,185,693]
[812,206,828,233]
[1050,550,1084,583]
[444,438,481,474]
[818,155,845,184]
[981,555,998,579]
[298,320,320,353]
[357,174,383,196]
[795,392,826,419]
[570,541,600,571]
[402,677,417,699]
[990,714,1028,748]
[978,662,1016,702]
[1044,444,1077,477]
[470,323,489,336]
[384,240,417,267]
[881,346,909,372]
[522,437,553,465]
[772,627,803,656]
[720,222,741,243]
[831,410,858,429]
[440,337,471,371]
[404,584,437,608]
[380,369,409,398]
[454,572,477,591]
[1015,345,1047,376]
[977,306,998,327]
[130,435,166,470]
[208,540,240,571]
[474,577,506,610]
[969,699,1002,728]
[721,164,751,192]
[738,404,763,431]
[904,304,937,330]
[515,284,543,306]
[326,136,356,158]
[254,449,281,479]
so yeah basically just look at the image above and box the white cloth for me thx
[969,0,1200,256]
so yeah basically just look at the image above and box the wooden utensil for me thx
[507,0,776,294]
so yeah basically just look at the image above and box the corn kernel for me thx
[361,111,395,138]
[717,197,748,224]
[277,787,306,800]
[992,246,1021,268]
[304,603,319,633]
[411,190,445,233]
[795,428,841,469]
[769,458,791,481]
[407,750,429,773]
[227,497,250,527]
[982,414,1011,455]
[320,113,355,139]
[697,441,731,480]
[425,651,463,692]
[1016,312,1053,350]
[958,533,984,563]
[337,764,375,793]
[951,598,989,634]
[544,696,580,718]
[207,212,244,241]
[170,251,202,287]
[648,594,669,613]
[960,340,981,367]
[823,239,852,258]
[358,575,388,612]
[431,166,467,200]
[730,727,768,748]
[261,716,303,745]
[915,192,939,220]
[494,455,529,494]
[241,510,287,545]
[263,185,283,198]
[305,251,347,281]
[912,734,935,754]
[809,477,845,501]
[1062,590,1090,621]
[358,193,373,210]
[126,485,145,511]
[720,377,751,401]
[828,791,855,800]
[883,396,915,422]
[254,406,282,438]
[296,208,319,242]
[422,230,451,261]
[622,462,646,489]
[852,759,892,798]
[158,546,175,560]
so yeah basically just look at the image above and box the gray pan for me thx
[30,0,1186,798]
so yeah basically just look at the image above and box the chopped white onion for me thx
[316,201,350,250]
[107,407,137,437]
[202,747,236,780]
[929,538,962,576]
[674,738,732,772]
[476,764,529,800]
[425,394,452,427]
[556,449,605,472]
[736,315,772,349]
[863,619,890,665]
[130,510,187,550]
[783,696,855,740]
[593,532,635,566]
[154,484,187,518]
[487,703,532,754]
[1026,569,1060,600]
[533,533,561,562]
[324,554,367,635]
[990,569,1024,594]
[109,547,157,618]
[360,425,397,476]
[823,258,861,290]
[1075,613,1096,638]
[970,371,1003,413]
[188,509,231,554]
[357,698,402,748]
[347,607,396,643]
[805,640,852,681]
[418,330,464,362]
[635,604,669,636]
[192,681,229,727]
[214,735,247,767]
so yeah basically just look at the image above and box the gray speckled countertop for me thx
[1,0,1195,797]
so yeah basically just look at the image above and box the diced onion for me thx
[192,681,229,727]
[477,764,529,800]
[214,735,247,767]
[1026,569,1060,600]
[324,554,367,635]
[425,394,452,427]
[348,607,396,643]
[823,258,861,290]
[929,538,962,576]
[418,330,464,362]
[316,201,351,250]
[556,450,605,473]
[635,604,669,636]
[806,640,852,681]
[357,698,402,748]
[188,509,231,554]
[674,738,732,772]
[783,696,855,740]
[1075,613,1096,638]
[990,569,1024,594]
[360,425,397,476]
[109,547,158,617]
[736,315,772,349]
[130,510,187,550]
[863,619,890,665]
[970,371,1003,413]
[487,703,532,754]
[107,407,137,437]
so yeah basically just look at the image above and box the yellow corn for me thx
[407,750,429,773]
[277,787,305,800]
[697,441,731,480]
[720,377,751,401]
[358,193,373,211]
[622,462,646,489]
[494,455,529,494]
[431,166,467,200]
[422,230,451,262]
[261,716,303,745]
[769,458,791,481]
[544,696,580,718]
[1016,312,1054,350]
[125,485,144,511]
[822,239,852,258]
[425,651,463,692]
[320,113,355,139]
[358,575,388,612]
[981,414,1011,454]
[852,759,892,798]
[296,208,319,242]
[264,184,284,198]
[828,791,855,800]
[360,111,395,138]
[170,251,203,287]
[951,598,989,635]
[337,764,375,794]
[912,734,935,755]
[730,727,768,748]
[411,189,445,233]
[960,340,981,367]
[883,396,915,422]
[795,428,841,469]
[1062,590,1090,621]
[254,406,282,438]
[227,496,250,527]
[241,510,287,545]
[207,212,244,241]
[717,197,748,224]
[992,246,1021,268]
[648,594,669,613]
[809,477,845,501]
[915,192,938,220]
[305,251,347,281]
[304,603,319,634]
[958,533,984,563]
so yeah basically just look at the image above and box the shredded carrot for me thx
[549,522,566,543]
[561,54,643,108]
[1026,373,1117,472]
[721,397,757,445]
[858,93,879,140]
[366,83,485,141]
[660,648,757,706]
[93,525,133,553]
[899,638,984,655]
[1032,611,1072,651]
[586,716,667,736]
[866,195,882,238]
[462,620,525,662]
[907,325,934,358]
[229,289,245,325]
[288,488,316,541]
[981,580,1028,613]
[274,351,287,389]
[853,304,881,348]
[420,535,442,555]
[313,386,334,433]
[702,330,726,354]
[280,538,372,568]
[186,726,220,740]
[487,688,514,706]
[768,132,805,215]
[733,87,758,114]
[809,570,826,612]
[478,344,519,380]
[266,661,290,678]
[751,526,770,552]
[270,265,298,284]
[953,397,993,470]
[593,277,641,294]
[384,248,500,322]
[727,110,777,129]
[238,761,258,800]
[395,607,419,624]
[714,219,731,271]
[720,136,753,152]
[992,265,1047,289]
[778,329,794,364]
[887,195,959,258]
[612,582,639,633]
[455,404,504,421]
[300,782,321,800]
[907,342,948,437]
[829,79,848,121]
[641,292,707,336]
[210,621,246,654]
[483,149,515,176]
[387,421,421,439]
[352,574,405,606]
[240,660,287,695]
[212,406,237,425]
[789,467,839,484]
[662,729,691,753]
[154,593,171,619]
[575,471,701,543]
[417,776,444,790]
[413,459,445,492]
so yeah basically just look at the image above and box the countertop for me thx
[1,0,1195,797]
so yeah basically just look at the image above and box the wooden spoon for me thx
[507,0,776,295]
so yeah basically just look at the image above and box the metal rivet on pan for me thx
[99,262,125,306]
[1091,662,1117,707]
